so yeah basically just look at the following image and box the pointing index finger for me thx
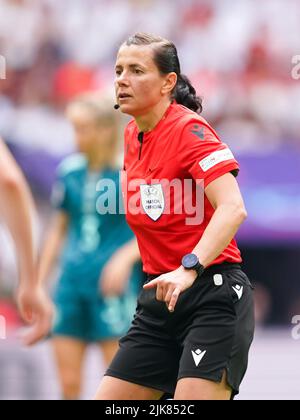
[168,287,181,312]
[143,275,163,290]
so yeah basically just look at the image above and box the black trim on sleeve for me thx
[230,169,239,178]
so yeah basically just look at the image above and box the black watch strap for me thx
[181,253,205,277]
[193,261,205,277]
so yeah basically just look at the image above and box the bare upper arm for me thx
[0,139,22,186]
[205,173,246,210]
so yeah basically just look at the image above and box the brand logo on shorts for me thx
[191,349,207,367]
[232,284,243,300]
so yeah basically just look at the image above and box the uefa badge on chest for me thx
[140,184,165,221]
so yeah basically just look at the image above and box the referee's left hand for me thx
[143,266,197,312]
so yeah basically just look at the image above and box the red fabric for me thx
[122,103,242,274]
[53,62,94,101]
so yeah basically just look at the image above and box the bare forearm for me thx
[117,237,141,265]
[38,232,62,285]
[193,203,246,267]
[38,214,68,284]
[0,177,36,286]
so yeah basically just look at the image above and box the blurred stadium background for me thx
[0,0,300,400]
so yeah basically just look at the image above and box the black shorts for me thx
[105,263,255,398]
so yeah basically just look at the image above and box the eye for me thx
[134,68,143,74]
[115,69,122,76]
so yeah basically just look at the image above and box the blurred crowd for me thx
[0,0,300,157]
[0,1,299,400]
[0,0,300,333]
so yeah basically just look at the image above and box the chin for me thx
[119,104,137,116]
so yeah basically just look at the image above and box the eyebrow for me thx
[115,63,147,70]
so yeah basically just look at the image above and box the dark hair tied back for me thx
[124,32,203,114]
[174,74,203,114]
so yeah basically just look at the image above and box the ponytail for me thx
[173,74,203,114]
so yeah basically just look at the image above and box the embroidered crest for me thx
[140,184,165,221]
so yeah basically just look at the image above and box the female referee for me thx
[38,93,142,400]
[95,33,255,400]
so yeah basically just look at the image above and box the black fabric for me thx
[105,264,254,398]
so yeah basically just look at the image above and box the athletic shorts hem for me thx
[53,331,122,343]
[52,331,90,342]
[94,334,123,343]
[105,370,173,396]
[177,368,238,397]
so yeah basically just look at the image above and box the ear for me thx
[161,72,177,95]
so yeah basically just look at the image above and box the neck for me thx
[135,99,172,133]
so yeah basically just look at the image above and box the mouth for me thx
[118,93,132,100]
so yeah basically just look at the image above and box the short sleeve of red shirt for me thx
[177,120,239,188]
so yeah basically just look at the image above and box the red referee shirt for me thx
[122,102,242,275]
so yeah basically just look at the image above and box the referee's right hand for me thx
[143,266,197,312]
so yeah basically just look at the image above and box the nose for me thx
[115,72,129,87]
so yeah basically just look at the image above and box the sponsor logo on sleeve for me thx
[199,148,235,172]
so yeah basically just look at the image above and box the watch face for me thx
[182,253,198,269]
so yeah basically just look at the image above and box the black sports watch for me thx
[181,253,205,278]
